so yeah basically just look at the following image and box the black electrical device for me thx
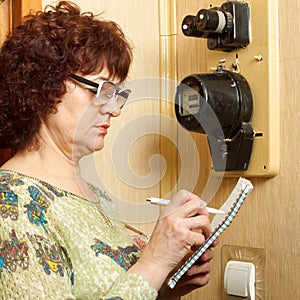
[175,68,254,171]
[182,1,250,51]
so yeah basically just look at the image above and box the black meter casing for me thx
[182,1,250,52]
[175,70,254,171]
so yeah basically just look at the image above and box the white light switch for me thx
[224,260,255,299]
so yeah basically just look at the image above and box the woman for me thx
[0,1,216,299]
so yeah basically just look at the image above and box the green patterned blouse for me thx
[0,170,157,299]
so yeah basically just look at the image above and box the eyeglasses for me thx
[69,73,131,109]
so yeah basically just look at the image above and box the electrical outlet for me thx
[206,0,279,177]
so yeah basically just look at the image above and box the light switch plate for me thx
[221,245,266,300]
[206,0,279,177]
[224,260,255,299]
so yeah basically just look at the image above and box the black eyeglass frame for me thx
[69,73,131,109]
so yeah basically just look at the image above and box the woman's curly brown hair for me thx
[0,1,132,150]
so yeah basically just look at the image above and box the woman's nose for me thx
[100,99,121,117]
[110,106,121,117]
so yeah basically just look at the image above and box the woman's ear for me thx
[65,78,76,93]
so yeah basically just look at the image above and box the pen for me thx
[146,197,226,214]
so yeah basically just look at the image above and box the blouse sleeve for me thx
[103,273,157,300]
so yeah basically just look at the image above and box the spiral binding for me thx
[168,178,253,289]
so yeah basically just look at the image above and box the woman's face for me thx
[44,68,122,161]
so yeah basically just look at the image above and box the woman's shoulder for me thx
[0,169,28,195]
[0,169,66,211]
[0,169,26,183]
[0,169,65,195]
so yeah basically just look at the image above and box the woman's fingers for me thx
[162,211,211,248]
[184,214,211,237]
[184,271,211,287]
[186,261,211,276]
[198,248,214,262]
[177,197,209,218]
[161,191,209,220]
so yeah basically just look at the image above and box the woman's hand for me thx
[128,190,212,291]
[158,245,218,299]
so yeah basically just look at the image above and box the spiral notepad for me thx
[168,177,253,289]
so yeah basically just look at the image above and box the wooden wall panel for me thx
[0,0,11,41]
[21,0,42,15]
